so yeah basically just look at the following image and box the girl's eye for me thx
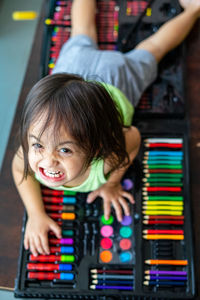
[60,148,72,154]
[32,143,43,150]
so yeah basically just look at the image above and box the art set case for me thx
[14,0,196,299]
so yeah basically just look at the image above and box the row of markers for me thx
[142,137,187,288]
[45,0,119,75]
[27,189,77,283]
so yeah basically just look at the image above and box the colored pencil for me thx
[144,164,182,169]
[144,151,183,156]
[92,274,134,279]
[143,205,183,210]
[143,196,183,200]
[144,156,183,161]
[143,234,184,240]
[143,215,184,219]
[143,211,182,216]
[142,187,181,192]
[144,173,183,178]
[90,285,133,290]
[143,229,184,234]
[90,269,133,274]
[144,138,183,143]
[143,201,183,206]
[143,280,186,286]
[145,275,187,281]
[145,270,187,275]
[142,178,182,182]
[143,220,184,225]
[92,280,133,285]
[145,259,188,265]
[143,182,183,187]
[144,143,182,148]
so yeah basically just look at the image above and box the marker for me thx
[27,263,72,271]
[43,196,76,204]
[29,254,75,263]
[45,204,75,211]
[28,272,74,280]
[48,212,75,220]
[145,259,188,265]
[49,238,73,245]
[42,189,76,196]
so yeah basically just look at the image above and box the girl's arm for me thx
[87,126,141,222]
[12,148,61,256]
[136,0,200,62]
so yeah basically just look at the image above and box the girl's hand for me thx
[24,212,62,256]
[87,182,134,222]
[179,0,200,16]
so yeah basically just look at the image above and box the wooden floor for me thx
[0,1,200,298]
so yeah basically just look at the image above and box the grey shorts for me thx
[53,34,157,106]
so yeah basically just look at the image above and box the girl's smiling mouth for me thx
[39,167,66,182]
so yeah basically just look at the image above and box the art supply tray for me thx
[14,126,195,299]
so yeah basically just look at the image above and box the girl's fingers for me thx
[103,200,111,220]
[34,235,45,255]
[121,191,135,204]
[87,190,99,203]
[24,235,29,250]
[112,200,123,222]
[118,197,130,216]
[29,237,38,257]
[40,233,50,255]
[49,222,62,239]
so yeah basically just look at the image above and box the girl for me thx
[12,73,140,257]
[12,0,200,257]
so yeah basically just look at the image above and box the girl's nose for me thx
[42,153,58,168]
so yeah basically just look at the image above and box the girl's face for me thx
[28,118,88,188]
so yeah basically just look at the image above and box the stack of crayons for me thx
[26,188,77,283]
[141,137,187,288]
[96,1,119,48]
[89,268,134,290]
[137,90,152,111]
[45,0,119,74]
[126,0,149,16]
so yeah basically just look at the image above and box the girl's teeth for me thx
[43,169,63,178]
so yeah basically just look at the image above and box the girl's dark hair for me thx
[20,73,129,179]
